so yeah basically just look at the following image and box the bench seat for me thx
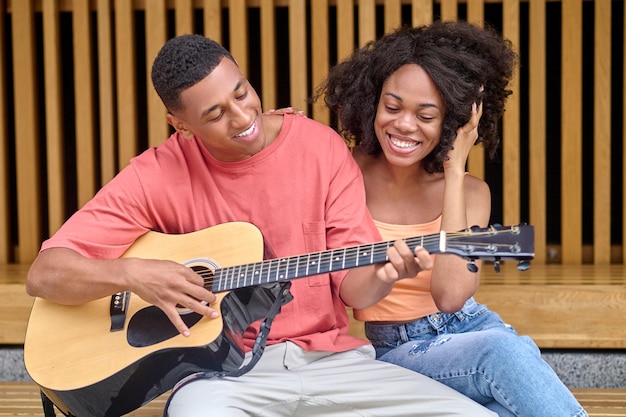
[1,382,625,416]
[475,263,626,348]
[0,264,34,345]
[3,263,626,348]
[349,263,626,349]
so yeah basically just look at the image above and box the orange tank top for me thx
[353,216,441,322]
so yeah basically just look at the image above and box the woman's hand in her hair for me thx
[443,101,483,172]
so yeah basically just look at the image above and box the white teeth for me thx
[390,136,418,149]
[236,122,255,137]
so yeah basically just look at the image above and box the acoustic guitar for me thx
[24,221,534,417]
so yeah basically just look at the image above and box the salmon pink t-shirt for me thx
[42,114,380,352]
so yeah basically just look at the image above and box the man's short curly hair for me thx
[151,34,236,113]
[317,20,518,173]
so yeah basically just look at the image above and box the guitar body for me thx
[24,222,287,417]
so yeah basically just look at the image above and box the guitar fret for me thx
[317,252,322,274]
[319,250,331,274]
[223,267,230,291]
[282,258,289,280]
[255,261,263,284]
[240,265,246,288]
[237,264,243,289]
[266,260,273,283]
[326,252,332,272]
[305,254,311,277]
[294,255,301,279]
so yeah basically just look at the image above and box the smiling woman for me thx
[316,20,587,417]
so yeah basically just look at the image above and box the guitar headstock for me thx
[442,224,534,272]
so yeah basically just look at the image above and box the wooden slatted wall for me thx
[0,0,623,266]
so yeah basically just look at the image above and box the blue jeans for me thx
[365,297,588,417]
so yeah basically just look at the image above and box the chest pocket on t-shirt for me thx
[302,221,331,287]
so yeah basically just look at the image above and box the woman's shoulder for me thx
[463,173,490,195]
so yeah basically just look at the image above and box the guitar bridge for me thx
[110,291,130,332]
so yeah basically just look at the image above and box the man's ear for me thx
[166,113,194,138]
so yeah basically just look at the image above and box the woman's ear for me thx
[166,113,194,138]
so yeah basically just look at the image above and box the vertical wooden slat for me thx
[593,0,611,265]
[466,0,485,181]
[502,0,521,225]
[412,0,433,27]
[467,0,484,24]
[622,0,626,264]
[384,0,401,33]
[145,0,169,148]
[73,0,97,208]
[561,0,583,263]
[528,0,547,264]
[440,0,458,21]
[0,0,9,262]
[203,0,222,42]
[335,0,355,137]
[229,0,248,76]
[12,0,41,262]
[288,0,307,109]
[114,0,138,169]
[260,0,277,111]
[311,0,329,123]
[42,0,65,235]
[358,0,375,47]
[336,0,354,62]
[97,0,117,184]
[175,0,193,36]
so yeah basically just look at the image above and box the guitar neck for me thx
[205,224,534,293]
[210,233,440,293]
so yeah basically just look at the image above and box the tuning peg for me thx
[466,261,479,273]
[493,260,501,273]
[517,261,530,271]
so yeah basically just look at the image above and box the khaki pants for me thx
[166,341,496,417]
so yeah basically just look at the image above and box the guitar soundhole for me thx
[174,265,214,313]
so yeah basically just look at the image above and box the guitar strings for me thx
[192,229,523,290]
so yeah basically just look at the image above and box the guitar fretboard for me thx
[199,224,534,293]
[209,235,437,292]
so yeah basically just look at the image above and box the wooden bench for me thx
[2,264,625,415]
[475,263,626,349]
[347,262,626,349]
[5,262,626,349]
[0,264,33,345]
[1,382,625,417]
